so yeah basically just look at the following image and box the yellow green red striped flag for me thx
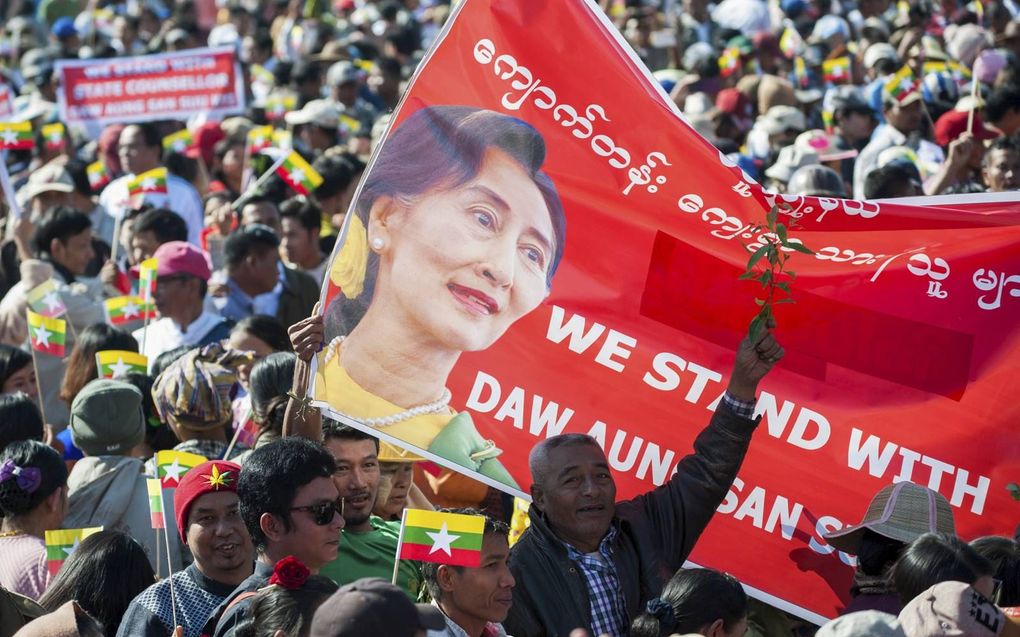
[103,295,153,325]
[275,150,322,196]
[127,168,169,199]
[45,527,102,575]
[26,280,66,318]
[96,350,148,378]
[884,65,919,102]
[138,258,158,303]
[147,479,165,528]
[0,122,33,150]
[823,56,851,83]
[162,129,195,153]
[87,161,111,191]
[27,310,66,357]
[397,509,485,567]
[155,450,207,488]
[246,125,273,155]
[42,123,65,151]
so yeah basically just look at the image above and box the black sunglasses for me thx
[289,500,343,526]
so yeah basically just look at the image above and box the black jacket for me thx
[504,402,758,637]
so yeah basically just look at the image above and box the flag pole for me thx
[392,508,408,585]
[231,152,289,211]
[28,346,48,426]
[155,527,161,579]
[160,488,179,628]
[223,404,250,460]
[967,76,980,135]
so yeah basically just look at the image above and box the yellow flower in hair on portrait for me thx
[329,214,369,299]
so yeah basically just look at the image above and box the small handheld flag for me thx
[96,350,148,378]
[718,47,742,78]
[396,509,486,567]
[103,295,153,325]
[45,527,103,575]
[272,129,293,151]
[147,479,165,528]
[246,125,273,155]
[127,168,169,202]
[138,258,158,303]
[884,66,919,102]
[265,93,297,121]
[162,129,195,154]
[87,161,111,191]
[0,122,33,151]
[27,310,66,357]
[155,450,207,488]
[822,56,851,84]
[42,123,65,151]
[275,151,323,196]
[26,280,66,319]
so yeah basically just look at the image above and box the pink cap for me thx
[153,241,212,280]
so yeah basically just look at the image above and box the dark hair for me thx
[422,508,509,603]
[321,421,379,452]
[280,197,322,233]
[133,208,188,245]
[59,324,139,405]
[238,438,337,552]
[249,352,296,437]
[32,207,92,257]
[857,529,908,577]
[985,84,1020,125]
[224,225,281,269]
[326,106,567,336]
[151,345,194,378]
[64,159,93,196]
[231,315,293,353]
[970,536,1019,606]
[121,372,178,453]
[892,532,995,604]
[983,135,1019,168]
[0,440,67,518]
[0,344,32,389]
[864,163,920,199]
[0,393,44,450]
[38,530,155,637]
[312,154,363,200]
[233,573,338,637]
[124,122,162,149]
[629,568,748,637]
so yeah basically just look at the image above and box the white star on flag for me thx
[121,301,140,318]
[47,132,61,144]
[1,129,18,145]
[425,522,460,557]
[141,176,157,190]
[33,324,51,348]
[289,168,305,185]
[162,458,185,482]
[108,357,132,377]
[41,291,62,313]
[63,538,80,557]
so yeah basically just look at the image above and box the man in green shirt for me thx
[319,423,423,599]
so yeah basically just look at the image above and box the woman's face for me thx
[374,462,414,519]
[227,332,274,389]
[2,365,37,398]
[374,149,556,352]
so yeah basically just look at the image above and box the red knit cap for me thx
[174,460,241,543]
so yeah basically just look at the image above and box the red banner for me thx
[309,0,1020,623]
[55,47,245,127]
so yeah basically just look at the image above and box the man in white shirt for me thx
[99,123,204,245]
[853,78,927,199]
[133,241,231,365]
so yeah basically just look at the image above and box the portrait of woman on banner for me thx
[314,105,567,490]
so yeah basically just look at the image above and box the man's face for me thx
[153,274,199,318]
[131,229,160,264]
[186,491,253,579]
[241,201,282,235]
[324,438,379,529]
[440,533,515,625]
[982,148,1020,192]
[118,125,161,175]
[53,228,95,275]
[887,99,924,134]
[281,217,318,267]
[531,442,616,552]
[839,111,876,143]
[271,476,344,570]
[246,245,280,295]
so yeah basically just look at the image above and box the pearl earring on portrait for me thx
[371,237,385,251]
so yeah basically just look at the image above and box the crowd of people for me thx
[0,0,1016,635]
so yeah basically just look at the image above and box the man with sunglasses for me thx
[132,240,232,365]
[119,460,254,637]
[204,437,344,637]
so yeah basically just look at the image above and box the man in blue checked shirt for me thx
[505,322,785,637]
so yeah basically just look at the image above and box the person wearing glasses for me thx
[204,438,344,637]
[118,460,254,637]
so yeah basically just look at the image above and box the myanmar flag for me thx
[45,527,102,575]
[26,280,66,319]
[718,47,742,78]
[884,66,919,102]
[266,93,297,121]
[127,168,169,199]
[397,509,485,567]
[246,125,273,155]
[27,310,66,357]
[276,151,323,196]
[822,56,851,83]
[138,258,158,302]
[272,129,293,151]
[339,114,362,134]
[103,295,150,325]
[162,129,194,154]
[96,350,148,379]
[42,123,65,151]
[147,479,165,528]
[155,450,207,488]
[87,161,111,191]
[0,122,33,150]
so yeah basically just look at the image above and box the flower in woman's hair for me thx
[269,556,310,589]
[329,213,369,299]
